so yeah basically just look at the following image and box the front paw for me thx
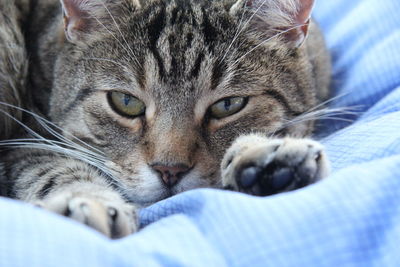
[221,135,330,196]
[35,183,138,239]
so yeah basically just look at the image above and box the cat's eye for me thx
[108,91,145,117]
[209,97,247,119]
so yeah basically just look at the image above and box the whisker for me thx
[89,13,138,66]
[306,92,354,113]
[232,23,307,67]
[0,141,121,187]
[280,106,362,130]
[0,103,124,188]
[0,138,105,161]
[222,0,273,63]
[35,118,105,159]
[0,101,104,155]
[98,0,140,66]
[222,0,264,61]
[0,107,46,142]
[0,110,106,163]
[221,3,246,62]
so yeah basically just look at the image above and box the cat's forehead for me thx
[117,0,240,96]
[130,0,237,50]
[86,0,287,101]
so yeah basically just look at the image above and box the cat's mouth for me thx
[120,167,215,207]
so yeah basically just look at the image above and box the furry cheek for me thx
[113,116,143,134]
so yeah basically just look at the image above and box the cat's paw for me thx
[221,135,330,196]
[35,184,138,239]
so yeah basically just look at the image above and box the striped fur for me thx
[0,0,331,237]
[0,0,29,140]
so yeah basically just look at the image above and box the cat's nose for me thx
[151,164,191,187]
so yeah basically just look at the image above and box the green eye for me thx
[108,91,145,117]
[209,97,247,119]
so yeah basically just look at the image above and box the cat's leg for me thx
[221,134,330,196]
[4,152,137,238]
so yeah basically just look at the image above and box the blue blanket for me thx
[1,0,400,266]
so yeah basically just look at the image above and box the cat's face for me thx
[49,0,325,205]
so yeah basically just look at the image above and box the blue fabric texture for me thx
[1,0,400,266]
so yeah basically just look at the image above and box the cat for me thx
[0,0,331,238]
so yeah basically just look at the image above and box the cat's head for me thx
[50,0,329,205]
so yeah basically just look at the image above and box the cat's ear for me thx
[60,0,105,43]
[60,0,142,44]
[230,0,314,48]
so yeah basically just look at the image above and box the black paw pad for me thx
[236,163,297,196]
[237,166,262,188]
[269,167,294,191]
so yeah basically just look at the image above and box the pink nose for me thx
[151,164,191,187]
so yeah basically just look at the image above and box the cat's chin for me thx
[126,190,172,207]
[125,187,192,207]
[124,180,213,207]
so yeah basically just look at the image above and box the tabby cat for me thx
[0,0,331,238]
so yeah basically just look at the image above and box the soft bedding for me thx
[1,0,400,266]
